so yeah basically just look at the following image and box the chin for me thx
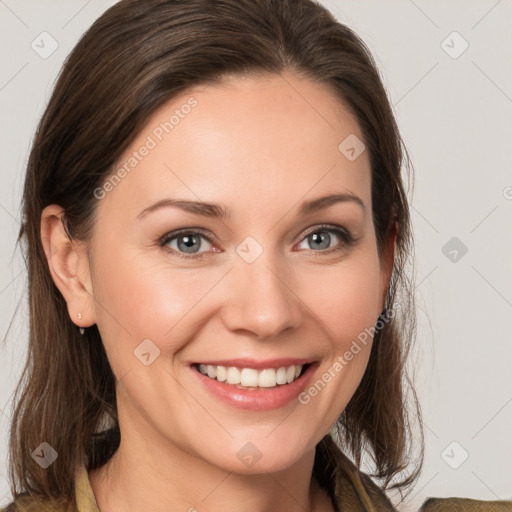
[196,433,316,476]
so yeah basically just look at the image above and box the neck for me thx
[88,420,333,512]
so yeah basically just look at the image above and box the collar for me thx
[75,465,100,512]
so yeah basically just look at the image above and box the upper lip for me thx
[191,358,316,370]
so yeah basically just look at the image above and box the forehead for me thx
[100,72,371,222]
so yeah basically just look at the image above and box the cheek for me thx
[296,254,382,407]
[91,248,222,366]
[302,255,383,346]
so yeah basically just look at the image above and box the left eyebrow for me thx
[297,193,365,216]
[136,192,365,220]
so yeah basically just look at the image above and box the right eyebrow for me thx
[137,198,228,220]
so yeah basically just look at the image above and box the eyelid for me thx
[297,223,355,243]
[159,227,218,245]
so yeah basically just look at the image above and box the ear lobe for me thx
[40,204,95,328]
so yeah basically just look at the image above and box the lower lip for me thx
[191,364,317,411]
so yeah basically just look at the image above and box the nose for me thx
[219,253,303,340]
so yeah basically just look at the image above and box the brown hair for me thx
[6,0,422,506]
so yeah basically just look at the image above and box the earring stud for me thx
[77,313,85,335]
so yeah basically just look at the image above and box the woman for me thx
[2,0,510,511]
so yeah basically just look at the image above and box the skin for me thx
[41,71,395,512]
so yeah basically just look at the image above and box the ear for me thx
[40,204,96,328]
[379,216,398,311]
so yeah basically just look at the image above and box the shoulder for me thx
[316,436,512,512]
[419,497,512,511]
[316,436,396,510]
[335,453,397,510]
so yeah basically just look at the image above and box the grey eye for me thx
[176,234,202,253]
[306,231,332,250]
[163,232,213,255]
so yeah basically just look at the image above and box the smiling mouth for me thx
[192,363,311,389]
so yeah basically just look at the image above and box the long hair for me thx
[6,0,422,506]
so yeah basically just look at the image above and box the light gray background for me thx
[1,1,511,510]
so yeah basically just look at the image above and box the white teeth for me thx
[197,364,305,387]
[258,368,276,387]
[216,365,227,382]
[276,367,287,385]
[207,365,217,379]
[240,368,259,387]
[226,366,241,384]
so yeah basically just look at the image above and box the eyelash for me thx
[158,224,357,260]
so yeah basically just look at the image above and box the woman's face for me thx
[77,72,393,473]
